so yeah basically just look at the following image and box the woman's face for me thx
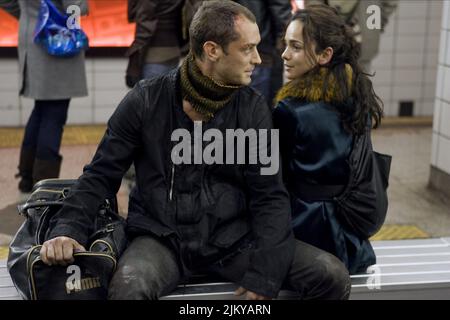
[282,20,318,80]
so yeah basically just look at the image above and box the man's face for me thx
[212,16,261,86]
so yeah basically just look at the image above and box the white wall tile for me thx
[389,101,399,116]
[0,73,19,91]
[443,66,450,102]
[94,72,127,90]
[433,99,442,132]
[372,69,392,85]
[436,65,444,98]
[67,107,93,125]
[373,85,392,102]
[394,52,424,67]
[86,72,94,90]
[398,1,428,19]
[442,0,450,29]
[425,52,439,68]
[431,132,439,166]
[393,69,423,85]
[397,18,427,35]
[429,0,443,18]
[416,100,434,116]
[440,101,450,138]
[20,106,32,126]
[395,35,425,52]
[19,97,34,110]
[424,84,438,100]
[445,32,450,66]
[379,35,395,52]
[70,96,93,109]
[427,35,441,52]
[94,89,128,109]
[0,59,19,73]
[381,101,393,116]
[0,91,19,110]
[425,66,438,83]
[93,58,127,72]
[0,109,20,127]
[428,16,443,36]
[439,30,448,64]
[372,53,394,69]
[437,135,450,174]
[94,107,116,123]
[392,85,423,100]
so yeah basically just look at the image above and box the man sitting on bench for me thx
[39,0,351,300]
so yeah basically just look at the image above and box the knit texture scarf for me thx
[180,53,241,121]
[275,64,354,104]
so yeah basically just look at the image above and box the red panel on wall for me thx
[0,0,135,47]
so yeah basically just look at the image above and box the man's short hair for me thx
[189,0,256,59]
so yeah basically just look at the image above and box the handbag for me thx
[7,179,127,300]
[33,0,89,57]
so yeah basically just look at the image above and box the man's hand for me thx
[40,236,86,266]
[234,287,272,300]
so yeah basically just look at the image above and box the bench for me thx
[2,237,450,300]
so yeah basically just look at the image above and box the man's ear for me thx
[203,41,223,62]
[318,47,333,65]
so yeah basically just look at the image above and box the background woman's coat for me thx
[1,0,88,100]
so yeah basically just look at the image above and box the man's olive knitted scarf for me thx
[180,53,241,121]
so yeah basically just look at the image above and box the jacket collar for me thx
[275,64,353,105]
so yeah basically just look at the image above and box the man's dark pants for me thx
[108,235,352,300]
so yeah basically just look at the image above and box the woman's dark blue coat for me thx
[273,97,376,274]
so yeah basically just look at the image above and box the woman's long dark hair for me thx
[292,4,383,134]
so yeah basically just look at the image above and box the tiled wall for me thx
[0,0,447,126]
[0,57,129,126]
[371,0,443,116]
[430,0,450,189]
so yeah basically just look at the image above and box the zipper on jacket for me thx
[169,165,175,201]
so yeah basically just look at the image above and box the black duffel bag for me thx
[7,179,128,300]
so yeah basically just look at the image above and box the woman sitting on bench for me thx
[273,4,384,274]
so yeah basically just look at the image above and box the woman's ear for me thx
[318,47,334,65]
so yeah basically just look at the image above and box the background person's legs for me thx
[210,239,351,300]
[108,235,181,300]
[16,102,42,192]
[32,99,70,184]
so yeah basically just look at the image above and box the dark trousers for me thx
[22,99,70,160]
[108,236,351,300]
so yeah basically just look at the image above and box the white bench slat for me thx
[371,238,447,248]
[354,262,450,274]
[374,247,450,256]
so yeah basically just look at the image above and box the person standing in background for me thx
[234,0,292,106]
[0,0,89,193]
[125,0,184,88]
[304,0,397,72]
[124,0,184,186]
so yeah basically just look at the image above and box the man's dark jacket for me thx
[47,69,295,298]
